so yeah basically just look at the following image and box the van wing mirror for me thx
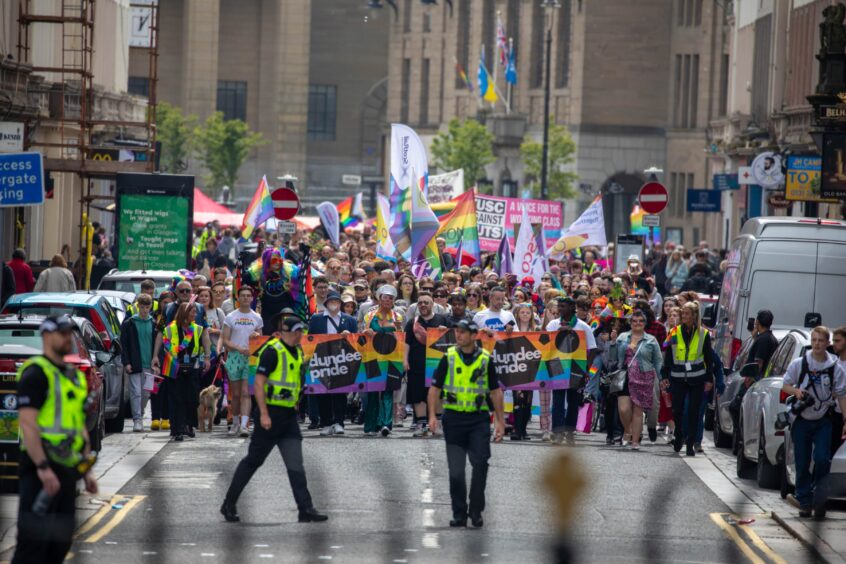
[804,312,821,328]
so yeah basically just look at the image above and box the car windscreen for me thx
[0,328,80,354]
[98,279,171,297]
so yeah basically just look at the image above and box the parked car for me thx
[709,217,846,367]
[81,290,136,324]
[2,293,127,432]
[712,328,791,449]
[736,329,812,489]
[0,314,106,451]
[97,269,181,297]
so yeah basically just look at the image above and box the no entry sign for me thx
[271,187,300,220]
[638,182,668,214]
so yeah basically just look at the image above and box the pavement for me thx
[0,416,841,563]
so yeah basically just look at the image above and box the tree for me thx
[194,112,266,194]
[430,118,495,186]
[156,102,197,173]
[520,118,578,200]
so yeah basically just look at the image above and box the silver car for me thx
[713,328,791,450]
[736,329,811,489]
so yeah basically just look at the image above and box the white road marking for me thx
[258,555,274,559]
[201,553,216,557]
[255,544,269,548]
[105,541,118,545]
[142,551,157,556]
[404,548,418,552]
[330,545,343,549]
[78,550,93,554]
[179,543,197,546]
[421,532,440,548]
[422,508,435,528]
[318,556,332,560]
[393,560,408,563]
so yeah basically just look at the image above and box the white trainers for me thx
[133,420,143,433]
[412,424,428,437]
[228,421,240,436]
[381,426,391,437]
[239,425,249,438]
[320,425,335,436]
[333,423,345,435]
[541,431,551,442]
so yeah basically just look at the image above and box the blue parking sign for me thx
[0,152,45,207]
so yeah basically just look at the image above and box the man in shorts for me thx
[223,286,263,437]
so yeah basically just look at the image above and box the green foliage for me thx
[430,118,495,185]
[156,102,197,173]
[520,118,578,200]
[194,112,267,193]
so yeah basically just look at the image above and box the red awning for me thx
[193,188,232,215]
[193,188,243,227]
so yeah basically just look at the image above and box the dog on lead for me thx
[198,384,222,432]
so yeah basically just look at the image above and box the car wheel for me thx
[90,392,105,452]
[104,378,126,433]
[736,420,755,479]
[713,411,732,448]
[756,428,780,489]
[731,422,742,455]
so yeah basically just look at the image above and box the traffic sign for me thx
[276,221,297,234]
[341,174,362,186]
[642,214,660,227]
[271,186,300,220]
[638,181,668,214]
[0,152,45,207]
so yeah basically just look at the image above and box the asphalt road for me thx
[64,423,801,564]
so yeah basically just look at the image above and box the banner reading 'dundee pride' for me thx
[249,333,405,393]
[475,195,562,252]
[424,328,587,390]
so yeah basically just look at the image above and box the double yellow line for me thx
[74,495,146,544]
[710,513,787,564]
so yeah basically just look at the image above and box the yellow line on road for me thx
[710,513,765,564]
[738,520,788,564]
[74,495,119,538]
[83,495,145,544]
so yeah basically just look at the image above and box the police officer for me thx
[15,315,98,564]
[428,320,505,528]
[781,326,846,520]
[220,314,328,523]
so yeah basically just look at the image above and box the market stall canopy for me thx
[192,188,321,231]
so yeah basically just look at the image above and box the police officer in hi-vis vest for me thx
[428,320,505,528]
[15,315,98,564]
[220,314,328,523]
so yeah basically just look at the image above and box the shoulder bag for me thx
[608,339,644,395]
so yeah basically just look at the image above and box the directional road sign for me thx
[638,181,668,214]
[271,186,300,220]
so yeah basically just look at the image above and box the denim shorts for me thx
[225,351,251,382]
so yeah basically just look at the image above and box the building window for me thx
[718,53,729,116]
[555,0,571,88]
[506,0,521,61]
[482,0,496,63]
[531,1,544,88]
[670,171,694,216]
[751,14,772,122]
[216,80,247,122]
[400,59,411,123]
[128,76,149,97]
[403,0,412,32]
[420,59,430,125]
[455,0,470,89]
[673,54,698,128]
[423,12,431,33]
[677,0,702,27]
[308,85,337,141]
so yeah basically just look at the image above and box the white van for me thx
[711,217,846,366]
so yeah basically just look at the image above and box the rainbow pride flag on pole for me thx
[241,175,274,239]
[410,166,442,278]
[435,189,480,266]
[630,204,661,244]
[337,193,365,229]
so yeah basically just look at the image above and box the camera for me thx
[775,394,816,430]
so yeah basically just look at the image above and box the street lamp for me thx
[540,0,560,201]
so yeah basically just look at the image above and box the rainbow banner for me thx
[241,175,274,239]
[424,329,588,390]
[630,204,661,244]
[410,167,442,277]
[302,332,405,394]
[161,352,178,378]
[435,189,481,266]
[337,193,365,229]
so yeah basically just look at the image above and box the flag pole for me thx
[491,11,500,111]
[506,37,513,115]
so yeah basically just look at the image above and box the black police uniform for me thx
[431,346,499,522]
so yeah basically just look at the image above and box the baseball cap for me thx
[627,254,640,263]
[556,295,575,305]
[448,291,467,304]
[522,276,535,286]
[377,284,397,298]
[353,279,368,289]
[40,315,75,334]
[454,319,479,333]
[341,293,356,304]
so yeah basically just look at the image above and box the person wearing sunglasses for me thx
[465,284,483,315]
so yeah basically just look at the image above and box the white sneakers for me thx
[333,423,345,435]
[133,421,143,433]
[228,421,240,436]
[412,424,428,437]
[320,425,335,436]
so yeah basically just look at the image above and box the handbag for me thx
[577,401,594,434]
[608,340,644,395]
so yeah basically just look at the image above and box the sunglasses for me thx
[421,286,434,291]
[177,289,191,294]
[467,293,479,297]
[434,293,447,298]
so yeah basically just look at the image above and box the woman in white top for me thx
[34,254,76,292]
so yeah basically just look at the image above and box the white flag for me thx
[549,196,607,258]
[512,203,535,281]
[316,201,340,247]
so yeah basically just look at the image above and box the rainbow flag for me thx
[410,168,442,278]
[337,193,365,229]
[630,204,662,244]
[454,57,474,92]
[389,179,412,260]
[242,175,274,239]
[436,189,480,266]
[161,352,178,378]
[376,192,396,262]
